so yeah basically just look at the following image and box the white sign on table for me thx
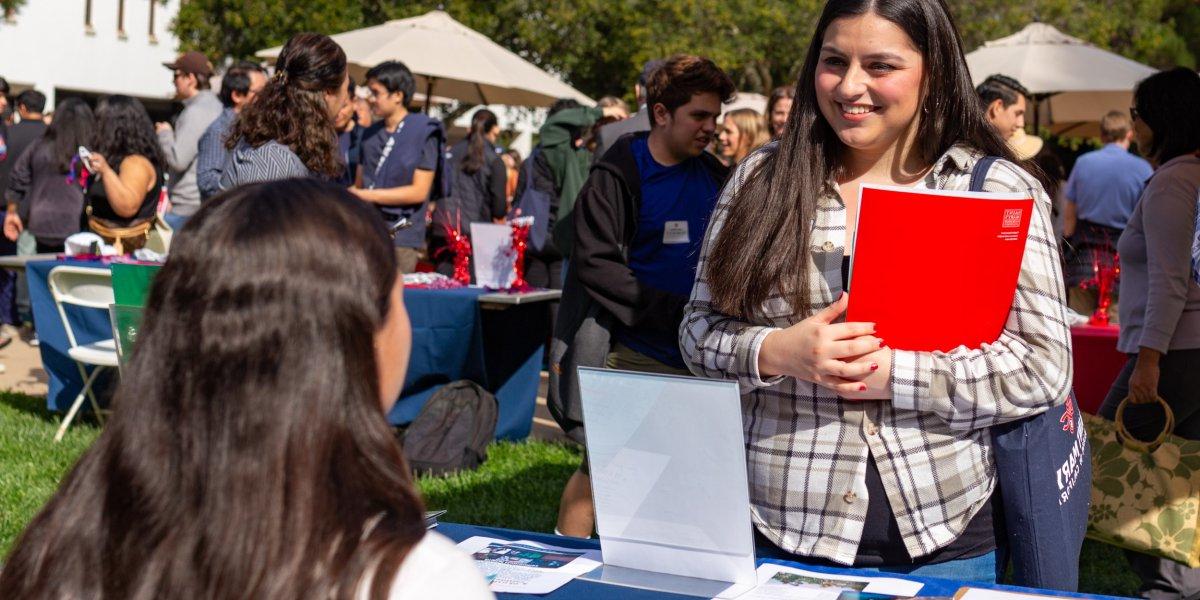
[577,368,757,599]
[470,223,515,289]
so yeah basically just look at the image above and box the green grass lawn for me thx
[0,390,1139,596]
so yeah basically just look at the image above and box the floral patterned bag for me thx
[1085,396,1200,567]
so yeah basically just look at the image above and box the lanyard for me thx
[368,121,406,189]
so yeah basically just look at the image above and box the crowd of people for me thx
[0,0,1199,597]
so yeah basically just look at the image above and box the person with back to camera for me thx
[1097,67,1200,600]
[84,95,167,253]
[3,98,94,253]
[0,178,494,600]
[680,0,1071,582]
[430,109,507,277]
[220,32,349,191]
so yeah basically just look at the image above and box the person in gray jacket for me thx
[157,51,223,229]
[591,59,661,160]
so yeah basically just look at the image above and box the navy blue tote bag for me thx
[973,156,1091,591]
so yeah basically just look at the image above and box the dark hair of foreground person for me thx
[0,179,426,599]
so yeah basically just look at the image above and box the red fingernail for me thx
[859,384,867,391]
[878,339,885,347]
[870,363,879,371]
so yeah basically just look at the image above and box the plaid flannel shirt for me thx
[680,144,1072,565]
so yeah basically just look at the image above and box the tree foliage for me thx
[1,0,28,14]
[172,0,1197,100]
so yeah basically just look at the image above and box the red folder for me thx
[845,184,1034,352]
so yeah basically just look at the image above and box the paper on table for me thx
[736,564,924,600]
[470,223,515,289]
[456,535,602,594]
[954,589,1062,600]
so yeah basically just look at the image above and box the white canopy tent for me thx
[257,10,593,109]
[966,22,1156,138]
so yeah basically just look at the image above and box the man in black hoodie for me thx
[551,54,735,537]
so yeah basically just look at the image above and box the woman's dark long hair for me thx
[708,0,1025,319]
[461,109,498,174]
[1133,67,1200,165]
[42,97,95,173]
[227,32,347,177]
[95,95,165,173]
[0,179,425,599]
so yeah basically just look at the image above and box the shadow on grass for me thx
[0,390,99,428]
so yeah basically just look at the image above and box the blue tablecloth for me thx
[393,287,548,440]
[28,261,548,440]
[437,523,1127,599]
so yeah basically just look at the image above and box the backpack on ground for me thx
[401,380,498,476]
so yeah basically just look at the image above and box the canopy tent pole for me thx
[425,77,436,114]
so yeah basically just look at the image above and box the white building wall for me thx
[0,0,181,107]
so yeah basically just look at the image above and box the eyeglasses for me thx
[1129,106,1140,121]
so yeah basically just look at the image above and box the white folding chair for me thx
[47,266,118,442]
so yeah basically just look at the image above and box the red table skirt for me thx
[1071,325,1127,414]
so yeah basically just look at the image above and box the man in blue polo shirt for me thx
[1062,110,1153,322]
[351,61,445,273]
[550,54,735,538]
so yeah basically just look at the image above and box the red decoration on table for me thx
[436,223,472,285]
[509,217,533,290]
[1080,249,1120,326]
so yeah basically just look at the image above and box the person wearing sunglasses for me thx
[1099,66,1200,600]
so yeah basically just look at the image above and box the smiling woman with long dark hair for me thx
[681,0,1069,582]
[0,179,492,599]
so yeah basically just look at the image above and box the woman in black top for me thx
[431,109,507,277]
[3,98,95,253]
[86,95,166,252]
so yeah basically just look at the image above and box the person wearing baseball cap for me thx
[157,51,223,228]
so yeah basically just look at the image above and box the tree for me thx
[1,0,27,14]
[173,0,372,63]
[949,0,1195,69]
[172,0,1195,100]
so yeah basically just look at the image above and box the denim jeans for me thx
[756,533,1001,585]
[866,551,1000,584]
[162,211,189,232]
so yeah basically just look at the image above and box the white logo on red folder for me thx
[1002,208,1023,228]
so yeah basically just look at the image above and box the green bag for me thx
[1085,396,1200,567]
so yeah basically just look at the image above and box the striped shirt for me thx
[218,139,312,192]
[680,144,1072,565]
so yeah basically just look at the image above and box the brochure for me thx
[456,536,602,594]
[737,563,924,600]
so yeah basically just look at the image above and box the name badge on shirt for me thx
[663,221,690,245]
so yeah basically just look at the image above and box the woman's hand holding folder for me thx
[757,293,889,398]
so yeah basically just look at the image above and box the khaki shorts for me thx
[604,342,693,376]
[394,247,421,274]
